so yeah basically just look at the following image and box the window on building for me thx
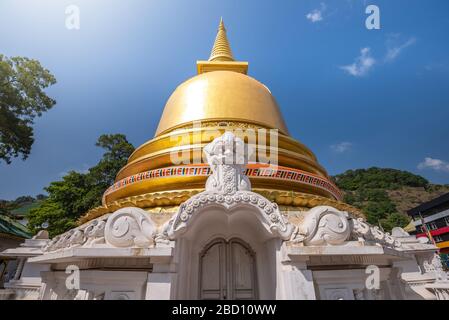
[427,222,438,230]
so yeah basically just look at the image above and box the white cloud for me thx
[385,37,416,62]
[306,3,326,23]
[339,35,416,77]
[340,47,376,77]
[331,142,353,153]
[424,62,449,72]
[306,10,323,22]
[418,157,449,173]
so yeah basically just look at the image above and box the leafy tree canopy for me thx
[28,134,134,237]
[334,167,429,191]
[36,194,47,201]
[0,54,56,164]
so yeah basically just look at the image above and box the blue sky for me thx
[1,0,449,200]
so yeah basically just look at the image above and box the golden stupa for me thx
[80,19,358,224]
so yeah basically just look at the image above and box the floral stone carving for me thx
[203,131,253,194]
[299,206,351,246]
[168,132,293,240]
[105,207,157,248]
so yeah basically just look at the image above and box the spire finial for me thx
[209,18,234,62]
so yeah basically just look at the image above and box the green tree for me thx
[380,213,411,232]
[13,195,35,206]
[36,194,47,201]
[0,199,17,216]
[89,134,135,187]
[28,134,134,237]
[364,201,396,225]
[27,200,76,237]
[0,55,56,163]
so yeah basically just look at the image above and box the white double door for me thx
[199,238,258,300]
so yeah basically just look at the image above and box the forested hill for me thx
[333,168,449,231]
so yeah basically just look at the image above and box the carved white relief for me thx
[347,221,437,251]
[203,131,252,194]
[359,222,394,247]
[288,209,433,251]
[105,207,157,248]
[288,206,407,248]
[43,216,108,252]
[68,229,85,247]
[384,232,396,246]
[422,253,448,281]
[167,131,293,240]
[168,190,292,240]
[370,226,385,242]
[351,218,370,238]
[84,219,106,246]
[44,230,77,251]
[154,219,173,246]
[42,236,60,252]
[290,225,307,244]
[300,206,351,246]
[43,207,159,252]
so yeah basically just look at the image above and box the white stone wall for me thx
[5,132,449,300]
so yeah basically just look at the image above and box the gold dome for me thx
[85,19,347,224]
[155,71,289,136]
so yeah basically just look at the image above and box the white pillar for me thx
[277,262,316,300]
[145,263,177,300]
